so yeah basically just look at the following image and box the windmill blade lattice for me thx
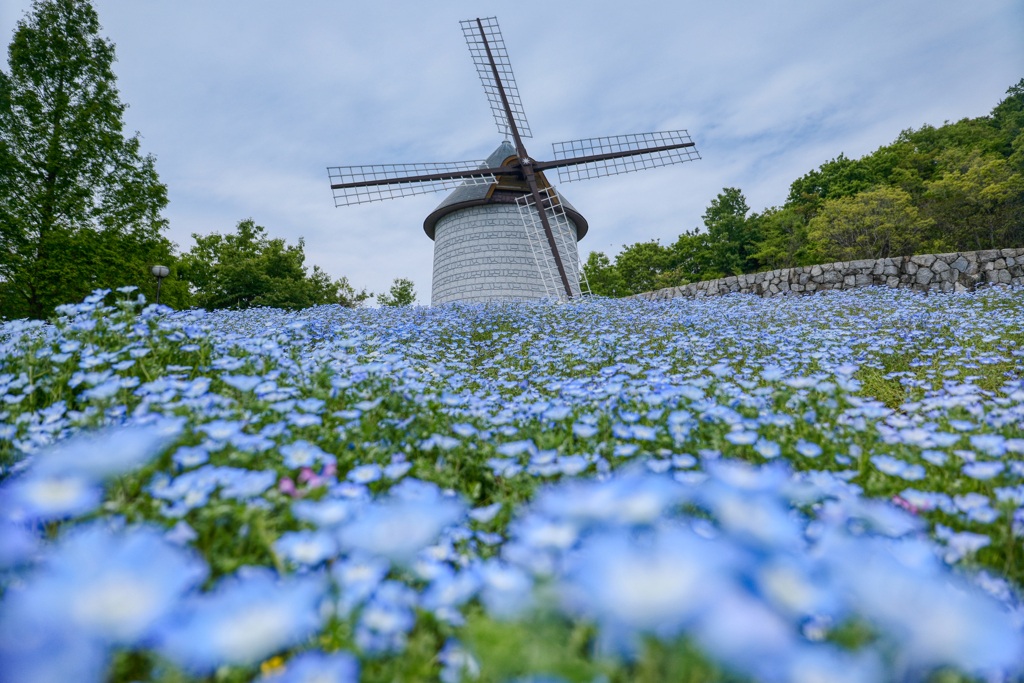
[515,188,589,300]
[551,130,700,183]
[460,17,532,139]
[328,161,494,206]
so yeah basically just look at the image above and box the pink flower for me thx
[278,476,301,498]
[891,495,919,515]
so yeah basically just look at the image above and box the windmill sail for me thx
[327,161,499,206]
[549,130,700,183]
[460,17,532,139]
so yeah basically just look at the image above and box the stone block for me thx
[911,254,936,267]
[931,259,950,273]
[978,249,1000,262]
[799,273,810,285]
[998,269,1012,284]
[936,252,959,263]
[822,270,843,284]
[843,275,856,287]
[855,273,872,286]
[905,261,918,275]
[1002,248,1019,258]
[916,268,934,284]
[810,264,822,277]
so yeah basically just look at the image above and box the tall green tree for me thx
[701,188,760,277]
[377,278,416,307]
[178,218,367,310]
[0,0,183,319]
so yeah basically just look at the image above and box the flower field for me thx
[1,287,1024,683]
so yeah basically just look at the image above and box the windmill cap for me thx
[423,141,588,240]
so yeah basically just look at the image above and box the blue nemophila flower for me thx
[572,422,599,438]
[356,581,418,654]
[870,455,925,481]
[333,553,391,616]
[468,502,502,523]
[172,445,210,469]
[438,639,481,683]
[197,419,244,441]
[421,565,481,612]
[383,460,412,479]
[451,423,478,438]
[280,440,330,469]
[261,650,359,683]
[292,498,357,528]
[753,439,781,459]
[338,481,465,565]
[963,461,1005,480]
[920,449,948,466]
[221,374,262,392]
[479,558,533,619]
[559,527,734,653]
[1,471,102,522]
[421,434,460,451]
[794,439,823,458]
[825,535,1023,676]
[157,567,326,672]
[33,421,180,480]
[969,434,1007,457]
[274,530,339,566]
[0,523,206,649]
[348,464,382,484]
[725,430,759,446]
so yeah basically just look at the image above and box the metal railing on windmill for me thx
[328,17,701,304]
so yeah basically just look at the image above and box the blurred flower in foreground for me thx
[157,568,327,672]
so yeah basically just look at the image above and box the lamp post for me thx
[150,265,170,305]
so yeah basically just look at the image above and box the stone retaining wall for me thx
[627,248,1024,302]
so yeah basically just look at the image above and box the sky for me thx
[1,1,1022,304]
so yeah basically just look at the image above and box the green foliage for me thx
[807,186,936,261]
[0,0,184,319]
[582,251,628,297]
[921,149,1024,251]
[701,187,760,277]
[179,219,368,311]
[377,277,416,307]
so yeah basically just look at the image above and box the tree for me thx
[749,206,813,271]
[581,251,627,297]
[701,188,761,277]
[921,150,1024,251]
[807,186,934,261]
[0,0,183,319]
[377,278,416,307]
[179,219,369,310]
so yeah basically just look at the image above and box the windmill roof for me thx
[423,141,588,240]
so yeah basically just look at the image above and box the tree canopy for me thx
[178,219,370,311]
[377,278,417,307]
[0,0,188,319]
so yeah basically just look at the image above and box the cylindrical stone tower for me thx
[424,141,588,305]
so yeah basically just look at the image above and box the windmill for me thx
[328,17,700,304]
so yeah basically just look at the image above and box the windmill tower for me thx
[328,17,700,305]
